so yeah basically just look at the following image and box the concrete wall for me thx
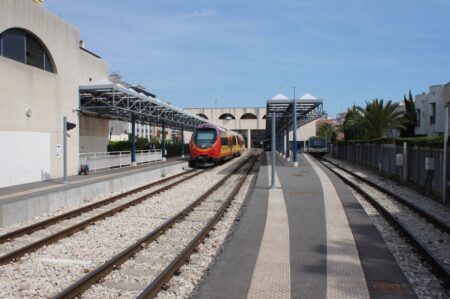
[0,0,109,186]
[79,115,109,153]
[0,161,188,226]
[288,119,318,141]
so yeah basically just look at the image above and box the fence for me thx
[330,143,449,199]
[79,150,163,172]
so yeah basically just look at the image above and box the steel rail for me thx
[0,169,204,266]
[322,157,450,234]
[0,169,197,245]
[137,156,257,298]
[52,155,255,299]
[317,158,450,286]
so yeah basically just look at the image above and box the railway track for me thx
[317,157,450,289]
[52,154,258,299]
[0,169,205,265]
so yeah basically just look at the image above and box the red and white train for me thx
[189,124,244,167]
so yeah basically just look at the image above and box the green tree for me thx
[317,123,335,143]
[357,99,404,139]
[343,105,365,141]
[400,90,416,137]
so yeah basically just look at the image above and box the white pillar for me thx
[247,129,251,149]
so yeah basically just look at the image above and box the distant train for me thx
[305,136,328,157]
[189,124,244,167]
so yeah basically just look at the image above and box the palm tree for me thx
[400,90,416,137]
[357,99,404,139]
[343,105,365,141]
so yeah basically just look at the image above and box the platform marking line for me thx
[305,154,370,299]
[246,153,290,299]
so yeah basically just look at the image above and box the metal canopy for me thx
[265,98,323,136]
[79,82,210,130]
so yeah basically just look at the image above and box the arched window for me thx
[0,28,55,73]
[262,115,267,119]
[240,113,257,120]
[218,113,236,120]
[197,113,209,120]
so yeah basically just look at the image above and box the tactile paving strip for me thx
[305,154,370,299]
[246,153,290,299]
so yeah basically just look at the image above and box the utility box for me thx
[425,157,435,171]
[395,154,404,167]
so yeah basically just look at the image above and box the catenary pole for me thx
[443,106,448,203]
[271,112,276,189]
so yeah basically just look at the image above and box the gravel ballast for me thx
[0,154,250,298]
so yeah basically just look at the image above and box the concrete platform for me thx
[0,157,188,227]
[194,153,416,299]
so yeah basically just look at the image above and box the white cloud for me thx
[181,8,216,18]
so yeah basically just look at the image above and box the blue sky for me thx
[45,0,450,117]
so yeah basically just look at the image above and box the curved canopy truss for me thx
[79,81,211,131]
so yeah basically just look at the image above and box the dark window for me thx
[240,113,257,119]
[0,28,55,73]
[1,29,25,62]
[197,113,209,120]
[416,109,420,126]
[430,103,436,124]
[196,131,215,143]
[43,52,53,72]
[220,131,228,145]
[26,35,44,69]
[219,113,236,120]
[309,137,326,147]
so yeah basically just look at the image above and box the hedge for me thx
[108,137,189,157]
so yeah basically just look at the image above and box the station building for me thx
[185,93,322,148]
[0,0,210,189]
[0,0,110,188]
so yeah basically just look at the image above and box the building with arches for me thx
[185,107,266,148]
[186,101,320,149]
[0,0,109,187]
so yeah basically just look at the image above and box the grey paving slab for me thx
[194,154,269,299]
[305,154,370,299]
[276,154,327,299]
[317,159,417,299]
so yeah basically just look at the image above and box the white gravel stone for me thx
[350,189,449,299]
[0,154,250,298]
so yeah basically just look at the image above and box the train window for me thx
[195,129,217,143]
[220,132,228,145]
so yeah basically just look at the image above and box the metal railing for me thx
[79,150,163,172]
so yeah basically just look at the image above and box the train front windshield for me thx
[310,138,326,148]
[194,128,217,146]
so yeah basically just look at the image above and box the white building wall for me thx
[288,119,318,141]
[415,83,450,136]
[0,0,108,187]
